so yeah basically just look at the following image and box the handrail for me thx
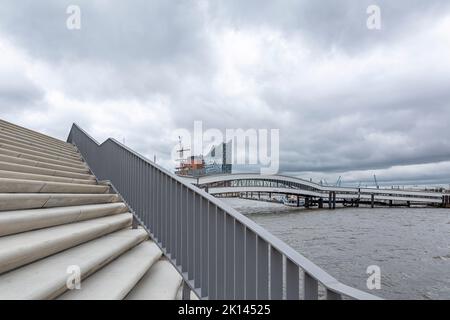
[67,123,381,300]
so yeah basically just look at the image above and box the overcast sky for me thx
[1,0,449,187]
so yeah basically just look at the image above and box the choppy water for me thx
[222,198,450,300]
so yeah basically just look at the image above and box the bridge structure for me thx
[185,174,445,209]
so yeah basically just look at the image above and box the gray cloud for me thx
[0,0,449,186]
[207,0,450,52]
[0,79,43,112]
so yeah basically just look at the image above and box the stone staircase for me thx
[0,119,185,300]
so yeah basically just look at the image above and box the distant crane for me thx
[373,174,379,189]
[175,136,190,171]
[335,176,342,187]
[176,136,190,162]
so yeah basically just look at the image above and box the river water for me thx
[222,198,450,300]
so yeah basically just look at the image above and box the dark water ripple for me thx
[223,198,450,300]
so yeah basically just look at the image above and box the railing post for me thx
[286,259,299,300]
[132,215,139,229]
[257,237,269,300]
[216,209,226,299]
[182,281,191,300]
[270,248,283,299]
[201,199,209,298]
[245,230,257,299]
[234,222,245,299]
[225,215,235,299]
[303,272,318,300]
[208,203,217,299]
[326,289,342,300]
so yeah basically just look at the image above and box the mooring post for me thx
[333,191,336,210]
[407,201,411,207]
[371,194,375,208]
[328,191,332,209]
[318,198,323,208]
[389,199,393,207]
[297,195,300,207]
[305,197,310,208]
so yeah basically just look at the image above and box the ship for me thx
[282,195,305,207]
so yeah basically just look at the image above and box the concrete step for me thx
[0,213,132,274]
[0,161,95,180]
[0,146,86,169]
[59,241,162,300]
[0,178,109,194]
[0,154,89,174]
[0,120,71,150]
[0,193,120,211]
[0,131,79,157]
[0,135,81,160]
[0,170,97,185]
[0,203,129,236]
[0,228,148,299]
[0,126,75,153]
[126,259,183,300]
[0,125,76,153]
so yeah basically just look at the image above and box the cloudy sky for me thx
[1,0,450,187]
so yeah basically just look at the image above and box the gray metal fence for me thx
[67,123,381,300]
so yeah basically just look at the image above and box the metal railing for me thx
[67,123,381,300]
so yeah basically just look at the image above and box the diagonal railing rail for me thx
[67,123,381,300]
